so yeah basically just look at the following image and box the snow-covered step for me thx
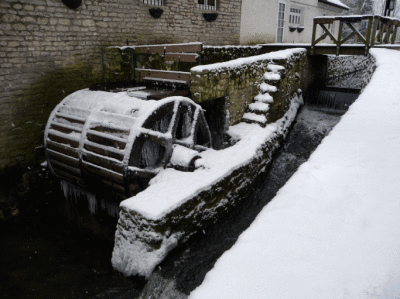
[260,83,278,94]
[267,64,285,73]
[249,102,270,113]
[263,72,281,81]
[254,93,274,103]
[242,113,267,125]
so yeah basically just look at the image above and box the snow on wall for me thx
[328,54,376,79]
[189,48,400,299]
[190,48,307,125]
[112,93,303,278]
[112,51,305,277]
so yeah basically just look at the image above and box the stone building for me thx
[240,0,349,44]
[0,0,346,174]
[0,0,242,174]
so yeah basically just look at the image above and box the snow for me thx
[319,0,350,10]
[263,72,280,81]
[191,48,306,73]
[254,93,274,103]
[113,92,303,278]
[242,113,267,123]
[189,48,400,299]
[120,93,303,220]
[169,144,200,168]
[267,64,285,73]
[260,83,277,93]
[248,102,270,112]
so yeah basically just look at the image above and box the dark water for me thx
[0,106,342,299]
[0,185,145,299]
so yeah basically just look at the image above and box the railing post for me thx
[337,21,343,56]
[392,23,399,44]
[364,16,373,55]
[311,20,317,55]
[371,16,379,47]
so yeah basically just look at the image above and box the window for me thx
[289,7,302,25]
[143,0,164,5]
[198,0,217,11]
[277,2,285,43]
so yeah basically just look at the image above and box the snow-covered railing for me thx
[311,15,400,56]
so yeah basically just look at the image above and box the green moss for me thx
[0,62,102,175]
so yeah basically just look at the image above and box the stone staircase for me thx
[242,63,285,127]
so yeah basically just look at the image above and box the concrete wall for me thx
[240,0,345,44]
[0,0,242,174]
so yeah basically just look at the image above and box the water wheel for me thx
[44,90,211,199]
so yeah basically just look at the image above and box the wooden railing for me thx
[311,15,400,55]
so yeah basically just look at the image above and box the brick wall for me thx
[0,0,242,173]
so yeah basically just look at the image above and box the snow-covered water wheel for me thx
[44,90,211,200]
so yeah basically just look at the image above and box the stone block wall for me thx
[327,54,376,79]
[0,0,242,174]
[190,50,307,125]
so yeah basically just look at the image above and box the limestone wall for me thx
[327,54,376,79]
[0,0,242,174]
[190,49,307,125]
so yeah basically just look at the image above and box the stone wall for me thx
[327,54,376,79]
[190,49,307,125]
[0,0,242,174]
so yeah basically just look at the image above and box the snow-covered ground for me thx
[189,49,400,299]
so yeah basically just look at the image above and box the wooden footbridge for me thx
[262,15,400,56]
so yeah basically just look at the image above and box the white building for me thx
[240,0,349,44]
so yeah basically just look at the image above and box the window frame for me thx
[143,0,164,6]
[198,0,217,11]
[289,6,303,26]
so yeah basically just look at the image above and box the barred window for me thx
[198,0,217,11]
[289,8,301,25]
[143,0,164,5]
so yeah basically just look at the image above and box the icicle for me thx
[87,194,97,215]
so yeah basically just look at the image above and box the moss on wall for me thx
[0,63,102,177]
[191,52,307,126]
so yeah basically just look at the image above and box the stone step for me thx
[267,64,285,73]
[260,83,277,94]
[249,102,270,113]
[263,72,281,82]
[254,93,274,103]
[242,112,267,125]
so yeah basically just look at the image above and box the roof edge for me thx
[319,0,350,10]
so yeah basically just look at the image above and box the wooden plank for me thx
[86,131,127,150]
[47,140,79,158]
[50,122,82,134]
[134,43,203,54]
[100,179,127,195]
[47,132,80,148]
[49,158,81,176]
[164,53,199,63]
[91,125,130,134]
[54,169,85,186]
[47,149,80,168]
[82,161,125,184]
[128,166,158,179]
[55,112,86,124]
[83,141,125,161]
[137,69,191,84]
[82,151,125,173]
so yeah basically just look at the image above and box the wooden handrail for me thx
[311,15,400,56]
